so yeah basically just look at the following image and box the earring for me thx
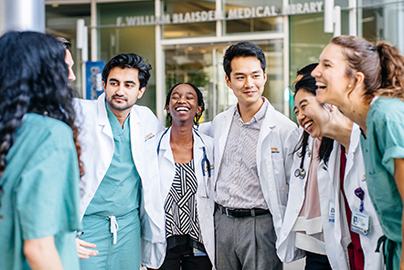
[348,84,352,88]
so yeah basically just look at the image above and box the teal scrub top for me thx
[0,113,81,270]
[84,103,141,217]
[360,97,404,268]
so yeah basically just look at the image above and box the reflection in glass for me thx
[162,0,216,38]
[46,4,91,96]
[224,0,283,34]
[164,40,284,122]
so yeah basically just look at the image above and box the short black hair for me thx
[294,63,318,98]
[102,53,152,89]
[296,63,318,76]
[56,36,72,51]
[223,41,266,79]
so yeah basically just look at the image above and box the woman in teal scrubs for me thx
[312,36,404,270]
[0,31,83,270]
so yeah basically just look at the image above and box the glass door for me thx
[164,39,284,122]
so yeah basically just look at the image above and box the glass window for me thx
[164,40,284,122]
[224,0,283,34]
[162,0,216,39]
[358,0,404,52]
[46,4,91,95]
[288,13,332,120]
[98,1,157,112]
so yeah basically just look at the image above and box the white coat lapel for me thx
[97,93,113,140]
[215,106,235,180]
[257,104,276,168]
[327,142,347,244]
[159,128,176,198]
[345,124,360,177]
[129,106,144,172]
[193,130,205,184]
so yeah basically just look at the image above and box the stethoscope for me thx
[157,127,212,197]
[294,145,310,180]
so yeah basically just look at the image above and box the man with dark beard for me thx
[74,53,164,270]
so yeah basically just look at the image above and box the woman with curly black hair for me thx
[145,83,215,269]
[0,31,83,270]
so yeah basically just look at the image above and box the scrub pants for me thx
[80,209,141,270]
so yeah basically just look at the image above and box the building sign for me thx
[86,61,104,100]
[116,2,323,27]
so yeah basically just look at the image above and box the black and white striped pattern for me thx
[165,160,202,243]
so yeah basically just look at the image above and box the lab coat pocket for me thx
[272,157,287,206]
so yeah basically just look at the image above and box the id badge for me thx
[328,201,335,222]
[351,210,370,235]
[193,248,207,257]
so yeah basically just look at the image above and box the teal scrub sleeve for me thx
[375,118,404,176]
[15,133,81,240]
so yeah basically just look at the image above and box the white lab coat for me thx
[211,102,300,253]
[344,124,383,269]
[142,127,215,268]
[277,129,312,263]
[278,132,350,269]
[314,140,351,270]
[279,125,383,269]
[74,94,166,268]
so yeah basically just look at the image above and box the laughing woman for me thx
[146,83,215,270]
[278,65,383,270]
[312,36,404,270]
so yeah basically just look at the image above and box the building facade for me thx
[44,0,404,122]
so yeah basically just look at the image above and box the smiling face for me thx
[294,89,331,138]
[226,56,267,112]
[166,84,202,125]
[311,43,353,107]
[104,67,145,118]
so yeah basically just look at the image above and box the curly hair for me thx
[102,53,152,89]
[0,31,83,177]
[331,36,404,102]
[165,83,205,127]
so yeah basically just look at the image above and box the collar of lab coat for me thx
[345,123,361,176]
[219,97,276,139]
[158,127,205,164]
[158,127,207,198]
[96,93,141,138]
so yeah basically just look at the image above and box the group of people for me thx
[0,29,403,270]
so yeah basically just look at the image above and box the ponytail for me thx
[331,36,404,102]
[375,41,404,101]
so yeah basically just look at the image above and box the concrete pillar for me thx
[0,0,45,36]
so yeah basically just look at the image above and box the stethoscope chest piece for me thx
[294,168,306,179]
